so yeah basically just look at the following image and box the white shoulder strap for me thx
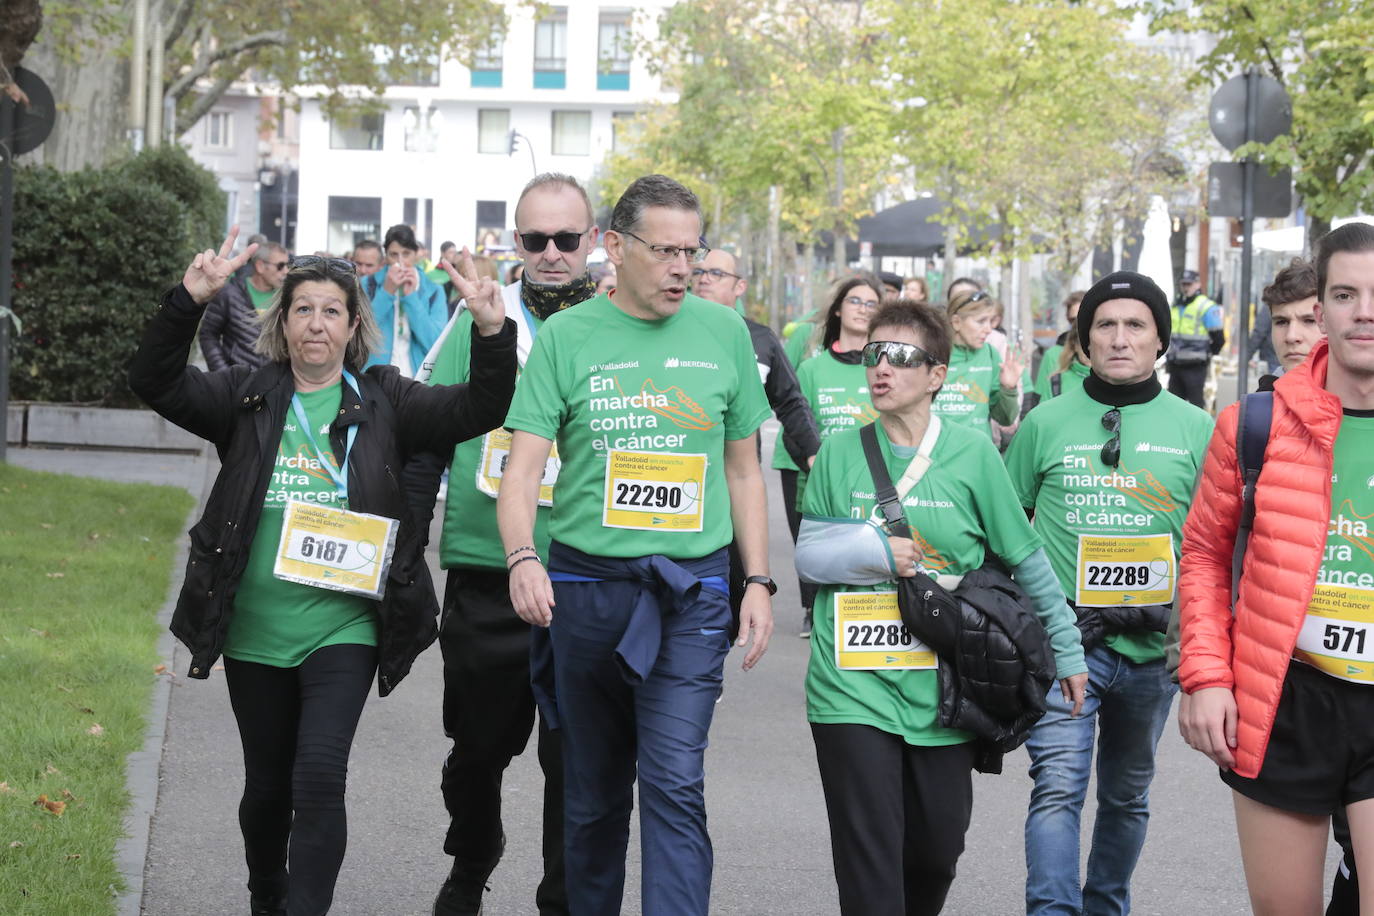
[869,415,941,525]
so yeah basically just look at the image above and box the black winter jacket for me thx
[130,284,517,695]
[199,276,270,371]
[899,562,1056,769]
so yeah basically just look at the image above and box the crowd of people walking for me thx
[133,170,1374,916]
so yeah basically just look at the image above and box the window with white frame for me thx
[205,111,232,149]
[598,10,632,74]
[478,109,510,154]
[551,110,591,156]
[329,111,385,150]
[474,30,504,70]
[534,8,568,71]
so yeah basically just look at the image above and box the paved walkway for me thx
[7,432,1341,914]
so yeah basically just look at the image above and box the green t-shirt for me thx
[803,419,1042,745]
[247,281,275,311]
[504,292,771,560]
[772,351,877,473]
[933,342,1003,434]
[1035,343,1064,393]
[226,383,378,667]
[1294,414,1374,681]
[427,308,553,570]
[1003,384,1213,662]
[783,321,819,369]
[1035,358,1090,402]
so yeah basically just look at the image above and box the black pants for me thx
[439,567,567,914]
[779,468,819,611]
[1166,362,1208,409]
[224,642,377,916]
[811,723,977,916]
[1328,808,1359,915]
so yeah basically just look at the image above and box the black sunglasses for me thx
[516,229,587,253]
[1100,408,1122,468]
[861,340,940,369]
[290,255,357,275]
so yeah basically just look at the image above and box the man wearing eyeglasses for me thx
[692,248,820,637]
[497,174,773,916]
[1004,271,1213,916]
[199,241,288,370]
[413,173,601,916]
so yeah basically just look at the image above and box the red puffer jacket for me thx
[1178,341,1343,778]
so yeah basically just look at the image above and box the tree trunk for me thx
[799,241,816,333]
[830,127,846,277]
[1307,213,1331,255]
[22,3,135,170]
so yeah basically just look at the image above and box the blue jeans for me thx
[1024,646,1177,916]
[547,574,730,916]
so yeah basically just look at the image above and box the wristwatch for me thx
[744,575,778,596]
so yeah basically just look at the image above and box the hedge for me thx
[8,145,225,405]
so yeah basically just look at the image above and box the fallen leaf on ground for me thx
[77,706,93,714]
[28,629,50,638]
[44,572,64,579]
[8,841,21,848]
[33,796,65,816]
[55,686,72,694]
[60,789,75,801]
[45,764,59,775]
[213,664,225,671]
[39,523,52,529]
[65,853,81,860]
[153,664,168,675]
[86,724,104,737]
[0,782,14,794]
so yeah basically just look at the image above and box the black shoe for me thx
[249,896,287,916]
[434,837,504,916]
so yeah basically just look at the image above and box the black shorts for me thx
[1223,660,1374,815]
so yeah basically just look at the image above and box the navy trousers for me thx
[545,544,731,916]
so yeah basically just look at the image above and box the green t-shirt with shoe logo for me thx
[505,292,771,560]
[773,351,877,474]
[1293,414,1374,682]
[802,420,1042,745]
[226,382,378,667]
[1003,384,1213,662]
[934,342,1003,433]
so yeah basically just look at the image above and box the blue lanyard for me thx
[519,297,541,343]
[290,369,360,501]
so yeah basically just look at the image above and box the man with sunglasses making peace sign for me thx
[415,173,601,916]
[1004,271,1213,916]
[199,240,289,370]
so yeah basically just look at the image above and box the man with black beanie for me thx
[1005,270,1215,916]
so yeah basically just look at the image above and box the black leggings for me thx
[225,643,377,916]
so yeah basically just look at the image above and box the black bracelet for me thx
[508,554,543,571]
[505,545,537,561]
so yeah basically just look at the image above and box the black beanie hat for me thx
[1076,270,1172,356]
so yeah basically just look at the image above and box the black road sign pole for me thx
[1,97,14,464]
[1238,67,1258,398]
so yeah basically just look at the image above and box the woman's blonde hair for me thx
[255,259,382,369]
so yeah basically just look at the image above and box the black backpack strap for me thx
[1231,391,1273,610]
[860,422,911,538]
[1050,373,1062,397]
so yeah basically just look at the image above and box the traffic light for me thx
[507,129,518,156]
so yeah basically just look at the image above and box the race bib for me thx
[834,590,937,671]
[477,429,560,507]
[1075,533,1174,607]
[1294,584,1374,684]
[602,450,706,532]
[273,498,398,600]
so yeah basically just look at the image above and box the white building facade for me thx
[295,0,671,257]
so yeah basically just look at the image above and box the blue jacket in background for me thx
[363,266,449,373]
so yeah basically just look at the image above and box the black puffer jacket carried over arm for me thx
[130,283,517,695]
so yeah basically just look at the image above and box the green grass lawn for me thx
[0,463,193,915]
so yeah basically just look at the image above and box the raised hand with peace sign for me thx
[182,225,259,305]
[437,246,506,336]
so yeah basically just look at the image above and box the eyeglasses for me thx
[861,340,940,369]
[949,290,990,314]
[289,255,357,275]
[691,267,740,282]
[1100,408,1122,468]
[266,260,289,271]
[621,230,709,263]
[515,229,589,254]
[844,294,881,311]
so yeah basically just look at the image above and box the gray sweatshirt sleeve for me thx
[1012,548,1087,679]
[795,516,895,586]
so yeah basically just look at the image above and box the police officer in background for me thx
[1165,269,1224,409]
